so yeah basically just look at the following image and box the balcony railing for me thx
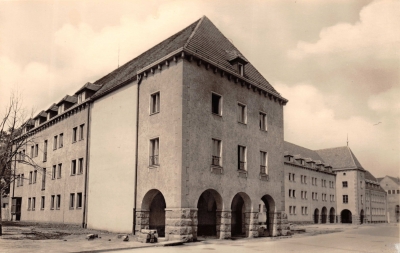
[238,161,246,171]
[212,156,221,166]
[260,165,266,174]
[149,155,159,166]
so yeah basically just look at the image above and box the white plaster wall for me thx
[87,82,137,233]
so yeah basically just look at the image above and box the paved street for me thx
[119,224,399,253]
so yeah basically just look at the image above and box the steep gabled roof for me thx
[316,146,365,171]
[284,141,324,161]
[91,16,284,100]
[379,175,400,186]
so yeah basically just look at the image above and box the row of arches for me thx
[141,189,277,238]
[313,207,336,224]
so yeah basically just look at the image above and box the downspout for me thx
[11,144,17,221]
[82,102,91,228]
[133,75,141,235]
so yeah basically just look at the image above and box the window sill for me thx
[41,188,45,191]
[150,112,160,116]
[260,129,268,132]
[77,207,82,210]
[237,170,247,178]
[259,173,269,181]
[148,164,160,169]
[72,141,77,144]
[210,166,223,174]
[212,113,222,117]
[69,207,75,210]
[237,121,247,126]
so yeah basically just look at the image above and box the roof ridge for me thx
[184,15,205,49]
[347,146,357,168]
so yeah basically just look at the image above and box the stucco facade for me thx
[378,176,399,223]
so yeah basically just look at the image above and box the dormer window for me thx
[238,63,244,76]
[58,104,64,114]
[78,94,82,104]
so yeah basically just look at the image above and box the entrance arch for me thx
[260,195,276,237]
[360,209,364,224]
[396,205,399,222]
[197,189,223,237]
[231,192,251,237]
[329,207,335,223]
[341,209,352,224]
[141,189,166,237]
[321,207,327,223]
[314,208,319,224]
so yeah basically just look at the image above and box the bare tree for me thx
[0,93,42,235]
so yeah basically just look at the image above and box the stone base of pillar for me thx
[216,211,231,239]
[271,211,290,237]
[352,215,360,225]
[134,210,150,235]
[165,208,197,241]
[245,212,259,238]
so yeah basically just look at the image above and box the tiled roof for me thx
[91,16,284,100]
[316,146,365,171]
[33,110,47,119]
[365,170,378,182]
[45,103,58,112]
[92,18,201,99]
[379,175,400,186]
[75,82,101,94]
[56,95,78,106]
[284,141,324,161]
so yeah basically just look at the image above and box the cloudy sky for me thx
[0,0,398,178]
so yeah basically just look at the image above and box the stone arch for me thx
[329,207,335,223]
[341,209,352,224]
[140,189,166,237]
[231,192,252,237]
[396,205,400,222]
[197,189,223,237]
[321,207,327,223]
[314,208,319,224]
[259,194,276,237]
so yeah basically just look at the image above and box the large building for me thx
[10,16,388,240]
[378,176,400,223]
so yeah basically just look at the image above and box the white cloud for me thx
[288,0,400,60]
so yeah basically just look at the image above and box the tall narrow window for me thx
[212,139,222,166]
[238,63,244,76]
[53,136,58,150]
[31,145,34,158]
[77,193,83,208]
[71,160,77,175]
[29,171,33,184]
[72,127,77,142]
[78,158,84,174]
[52,165,56,179]
[43,140,47,162]
[211,93,222,115]
[20,174,24,186]
[260,151,268,174]
[59,133,64,148]
[57,163,62,178]
[41,196,45,210]
[32,197,36,211]
[51,195,55,210]
[28,198,31,210]
[150,138,159,166]
[41,168,46,190]
[35,144,39,157]
[238,145,246,171]
[343,195,348,203]
[150,92,160,114]
[56,195,61,209]
[237,103,247,124]
[259,112,267,130]
[70,193,75,209]
[79,124,85,140]
[33,170,37,184]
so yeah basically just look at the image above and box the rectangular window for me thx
[32,197,36,211]
[78,158,84,174]
[259,112,267,131]
[293,174,295,182]
[289,189,292,197]
[212,139,222,166]
[57,164,62,178]
[71,160,77,175]
[51,195,55,210]
[301,191,304,199]
[237,103,247,124]
[53,135,58,150]
[70,193,75,209]
[28,198,31,210]
[304,176,307,184]
[361,195,363,204]
[150,92,160,114]
[293,190,296,198]
[43,140,47,162]
[41,168,46,190]
[31,145,34,158]
[289,173,292,181]
[35,144,39,157]
[59,133,63,148]
[72,127,77,142]
[305,207,308,215]
[238,63,244,76]
[238,145,246,171]
[305,191,307,199]
[78,93,82,103]
[260,151,268,174]
[211,93,222,115]
[77,193,83,208]
[293,206,296,214]
[79,124,85,140]
[33,170,37,184]
[342,181,348,188]
[289,206,292,214]
[20,174,24,186]
[301,175,304,183]
[149,138,159,166]
[360,181,363,189]
[41,196,45,210]
[56,195,61,210]
[343,195,348,203]
[52,165,56,179]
